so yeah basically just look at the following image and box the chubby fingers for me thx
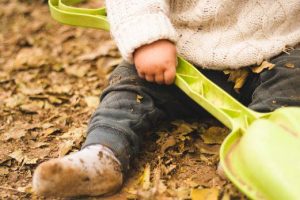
[145,75,155,82]
[137,66,176,85]
[164,66,176,85]
[154,73,165,84]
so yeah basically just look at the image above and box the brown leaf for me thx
[19,102,42,114]
[12,48,46,71]
[9,150,25,163]
[30,142,49,149]
[136,95,143,103]
[49,84,73,95]
[138,163,151,190]
[1,128,26,141]
[0,167,9,176]
[191,188,219,200]
[58,140,74,157]
[198,143,220,155]
[4,94,27,108]
[77,40,117,61]
[47,96,64,105]
[84,96,99,108]
[200,127,229,144]
[285,63,295,68]
[23,157,38,165]
[227,69,249,93]
[60,127,86,148]
[96,57,122,75]
[251,61,275,73]
[160,136,176,153]
[18,83,45,96]
[43,127,61,137]
[65,63,91,78]
[16,185,32,194]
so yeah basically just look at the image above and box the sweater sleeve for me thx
[105,0,178,63]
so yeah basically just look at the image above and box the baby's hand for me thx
[133,39,177,85]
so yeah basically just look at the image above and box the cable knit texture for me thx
[106,0,300,70]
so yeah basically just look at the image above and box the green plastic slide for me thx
[48,0,300,199]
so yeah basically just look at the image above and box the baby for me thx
[32,0,300,197]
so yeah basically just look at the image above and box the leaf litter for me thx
[0,0,246,199]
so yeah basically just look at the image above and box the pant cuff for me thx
[82,126,131,172]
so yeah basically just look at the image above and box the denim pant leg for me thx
[247,48,300,111]
[82,61,213,171]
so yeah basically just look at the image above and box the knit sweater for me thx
[106,0,300,70]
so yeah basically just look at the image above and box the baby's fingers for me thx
[154,73,164,84]
[145,75,155,82]
[164,67,176,85]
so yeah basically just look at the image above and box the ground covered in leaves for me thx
[0,1,245,199]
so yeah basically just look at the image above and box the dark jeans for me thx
[83,49,300,171]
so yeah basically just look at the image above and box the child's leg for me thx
[245,48,300,111]
[33,61,217,197]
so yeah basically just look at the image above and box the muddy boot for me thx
[32,145,123,197]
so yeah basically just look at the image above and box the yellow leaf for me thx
[160,136,176,153]
[285,63,295,68]
[251,61,275,73]
[0,167,9,176]
[138,163,151,190]
[191,188,219,200]
[200,127,229,144]
[136,95,143,103]
[24,157,38,165]
[221,192,230,200]
[227,69,249,93]
[84,96,99,108]
[58,140,74,157]
[9,150,25,163]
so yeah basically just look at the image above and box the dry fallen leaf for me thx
[23,157,38,165]
[227,69,249,93]
[136,95,143,103]
[138,163,151,190]
[198,143,220,155]
[4,94,27,108]
[19,102,42,114]
[77,40,117,61]
[96,56,122,75]
[12,48,46,71]
[191,188,219,200]
[16,185,32,194]
[9,150,25,163]
[84,96,99,108]
[0,167,9,176]
[200,127,229,144]
[58,140,74,157]
[251,61,275,73]
[43,127,61,137]
[160,136,176,153]
[1,128,26,141]
[60,127,86,148]
[65,63,91,78]
[285,63,295,68]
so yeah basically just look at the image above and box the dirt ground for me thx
[0,1,246,199]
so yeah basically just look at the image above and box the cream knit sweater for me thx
[106,0,300,70]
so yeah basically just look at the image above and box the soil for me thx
[0,0,246,199]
